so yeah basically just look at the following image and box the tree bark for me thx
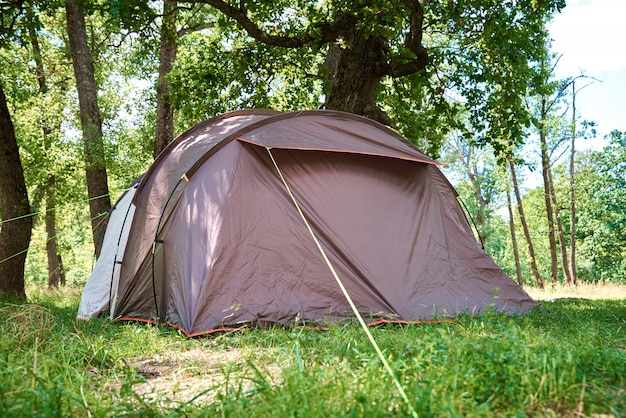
[322,8,428,126]
[324,29,393,125]
[539,96,571,284]
[0,84,31,300]
[154,0,178,158]
[508,157,544,288]
[66,0,111,257]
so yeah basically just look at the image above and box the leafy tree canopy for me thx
[161,0,565,158]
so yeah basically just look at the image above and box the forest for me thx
[1,0,624,297]
[1,1,625,416]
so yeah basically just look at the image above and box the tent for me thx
[77,109,537,336]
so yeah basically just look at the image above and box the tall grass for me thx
[0,286,624,417]
[526,281,626,301]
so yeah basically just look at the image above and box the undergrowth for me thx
[0,288,624,417]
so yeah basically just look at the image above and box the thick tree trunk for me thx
[154,0,178,158]
[66,0,111,257]
[569,81,578,284]
[509,157,544,288]
[27,9,66,288]
[506,180,524,286]
[325,34,382,113]
[539,98,558,283]
[0,85,31,300]
[324,28,397,127]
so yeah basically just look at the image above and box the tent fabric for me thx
[77,182,138,319]
[78,109,538,336]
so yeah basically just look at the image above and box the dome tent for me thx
[77,109,537,336]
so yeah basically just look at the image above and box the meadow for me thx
[0,284,624,417]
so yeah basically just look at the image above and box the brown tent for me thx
[78,109,537,336]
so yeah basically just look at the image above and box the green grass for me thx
[0,288,624,417]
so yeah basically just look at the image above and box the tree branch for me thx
[183,0,319,48]
[386,0,429,77]
[177,22,215,38]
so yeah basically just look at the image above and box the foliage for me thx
[426,0,565,158]
[0,289,623,416]
[168,26,325,132]
[1,0,153,280]
[486,133,626,285]
[571,131,626,282]
[1,0,622,294]
[164,0,565,157]
[441,135,505,246]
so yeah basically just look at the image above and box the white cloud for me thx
[549,0,626,74]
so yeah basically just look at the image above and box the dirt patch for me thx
[126,347,281,405]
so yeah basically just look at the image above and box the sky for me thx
[549,0,626,146]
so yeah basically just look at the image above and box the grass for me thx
[0,285,624,417]
[526,281,626,301]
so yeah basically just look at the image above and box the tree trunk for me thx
[547,168,572,283]
[66,0,111,257]
[506,177,524,286]
[154,0,178,158]
[27,9,66,288]
[569,81,578,284]
[508,157,544,288]
[539,97,558,283]
[324,28,396,127]
[45,176,65,289]
[0,85,31,300]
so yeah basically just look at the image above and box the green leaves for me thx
[106,0,157,33]
[167,27,325,130]
[427,0,560,155]
[573,132,626,282]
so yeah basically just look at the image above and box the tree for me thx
[537,92,559,283]
[154,0,178,157]
[187,0,429,126]
[568,80,577,285]
[525,51,589,284]
[567,81,596,285]
[0,83,31,300]
[504,173,524,286]
[25,7,66,288]
[167,0,563,156]
[508,156,544,288]
[66,0,111,257]
[443,133,501,246]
